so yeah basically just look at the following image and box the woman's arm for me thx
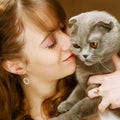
[88,55,120,112]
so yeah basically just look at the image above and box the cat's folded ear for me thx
[69,18,77,26]
[69,16,78,27]
[93,21,114,34]
[68,16,79,34]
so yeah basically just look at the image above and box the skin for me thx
[88,55,120,112]
[12,20,76,120]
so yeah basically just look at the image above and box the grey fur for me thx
[51,11,120,120]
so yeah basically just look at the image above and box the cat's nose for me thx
[83,55,88,58]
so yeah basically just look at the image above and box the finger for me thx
[98,97,110,112]
[88,88,100,99]
[88,75,104,85]
[112,54,120,70]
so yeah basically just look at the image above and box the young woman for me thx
[0,0,77,119]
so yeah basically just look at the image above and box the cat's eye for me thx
[72,44,80,49]
[89,42,98,49]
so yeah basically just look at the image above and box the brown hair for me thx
[0,0,77,119]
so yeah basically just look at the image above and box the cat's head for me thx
[69,11,120,66]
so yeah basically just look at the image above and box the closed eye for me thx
[47,35,57,49]
[42,32,57,49]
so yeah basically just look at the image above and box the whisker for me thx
[98,59,112,72]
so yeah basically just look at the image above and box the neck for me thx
[22,77,58,119]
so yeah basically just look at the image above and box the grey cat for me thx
[51,11,120,120]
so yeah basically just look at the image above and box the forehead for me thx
[19,0,66,33]
[26,7,60,32]
[22,15,58,44]
[19,2,65,43]
[39,13,59,32]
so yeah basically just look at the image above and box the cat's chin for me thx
[84,62,94,66]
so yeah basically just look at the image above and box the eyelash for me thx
[48,41,57,49]
[47,35,57,49]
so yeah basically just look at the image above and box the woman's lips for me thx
[63,54,75,61]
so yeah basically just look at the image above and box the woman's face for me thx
[23,21,76,81]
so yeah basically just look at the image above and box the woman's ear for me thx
[2,60,27,75]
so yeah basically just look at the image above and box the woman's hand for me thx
[88,55,120,112]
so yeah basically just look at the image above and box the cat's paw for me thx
[58,101,74,113]
[50,112,70,120]
[50,116,64,120]
[50,117,58,120]
[50,117,67,120]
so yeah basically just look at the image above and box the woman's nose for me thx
[59,32,71,51]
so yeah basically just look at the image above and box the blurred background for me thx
[58,0,120,22]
